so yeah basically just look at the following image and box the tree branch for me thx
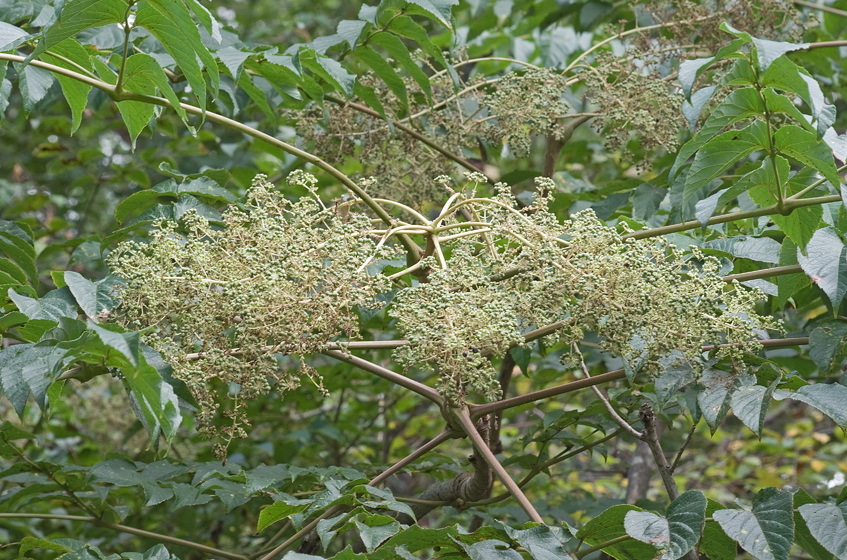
[452,407,544,523]
[639,404,678,500]
[321,349,443,404]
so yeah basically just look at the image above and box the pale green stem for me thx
[623,194,841,240]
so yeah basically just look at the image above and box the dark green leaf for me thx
[702,499,737,560]
[808,320,847,373]
[258,501,310,532]
[624,490,706,560]
[9,287,77,322]
[40,38,93,133]
[30,0,126,59]
[798,502,847,560]
[730,375,778,436]
[353,513,401,553]
[18,63,54,113]
[793,489,836,560]
[713,487,794,560]
[577,504,657,560]
[0,343,71,415]
[404,0,458,29]
[354,45,407,108]
[369,31,432,100]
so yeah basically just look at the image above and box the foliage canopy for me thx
[1,0,847,559]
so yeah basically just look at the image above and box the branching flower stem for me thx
[0,513,248,560]
[572,344,643,438]
[322,349,443,405]
[451,407,544,523]
[256,430,455,560]
[324,95,497,183]
[0,53,422,261]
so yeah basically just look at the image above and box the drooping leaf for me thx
[702,499,737,560]
[0,344,72,415]
[64,272,123,320]
[773,383,847,429]
[404,0,459,29]
[18,63,54,113]
[30,0,126,60]
[808,319,847,373]
[135,0,219,109]
[624,490,706,560]
[0,21,30,51]
[500,523,571,560]
[40,38,93,133]
[9,287,78,322]
[798,502,847,560]
[797,228,847,310]
[793,490,837,560]
[713,488,794,560]
[352,513,401,553]
[730,375,778,436]
[368,31,432,100]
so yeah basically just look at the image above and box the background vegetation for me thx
[1,0,847,559]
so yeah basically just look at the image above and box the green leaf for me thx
[87,321,140,366]
[460,539,522,560]
[135,0,219,109]
[730,375,778,436]
[798,502,847,560]
[0,219,37,285]
[368,31,432,101]
[353,80,387,118]
[682,121,768,208]
[773,383,847,429]
[500,523,571,560]
[793,490,836,560]
[797,227,847,310]
[774,126,839,186]
[9,287,77,322]
[353,513,401,553]
[577,504,658,560]
[258,501,310,532]
[40,38,93,133]
[301,49,355,96]
[677,38,746,98]
[672,87,765,180]
[217,46,252,80]
[808,319,847,373]
[719,23,808,72]
[702,499,737,560]
[624,490,706,560]
[386,15,456,83]
[18,63,54,113]
[336,19,368,49]
[713,487,794,560]
[30,0,126,60]
[404,0,459,29]
[698,368,739,432]
[354,44,407,109]
[64,272,123,319]
[0,343,74,415]
[762,56,834,135]
[121,53,189,123]
[0,21,30,51]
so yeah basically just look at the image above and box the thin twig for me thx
[670,423,698,473]
[573,344,642,438]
